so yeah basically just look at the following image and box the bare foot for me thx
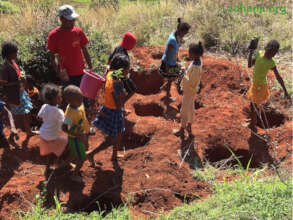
[173,128,185,137]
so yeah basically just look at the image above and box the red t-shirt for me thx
[47,26,89,76]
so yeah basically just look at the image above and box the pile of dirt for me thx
[0,46,291,219]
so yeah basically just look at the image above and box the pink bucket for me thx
[80,69,106,99]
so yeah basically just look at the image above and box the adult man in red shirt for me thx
[47,4,92,89]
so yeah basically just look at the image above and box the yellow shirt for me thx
[181,60,202,95]
[64,104,90,137]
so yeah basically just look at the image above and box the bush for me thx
[86,29,112,70]
[0,1,19,14]
[90,0,120,11]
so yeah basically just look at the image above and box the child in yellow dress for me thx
[247,39,290,131]
[173,42,204,138]
[62,85,95,175]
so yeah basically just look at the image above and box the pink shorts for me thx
[32,136,68,157]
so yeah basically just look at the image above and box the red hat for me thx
[120,32,137,50]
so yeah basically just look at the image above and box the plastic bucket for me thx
[80,69,105,99]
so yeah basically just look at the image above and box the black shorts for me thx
[159,61,179,78]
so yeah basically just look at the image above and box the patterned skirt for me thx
[10,91,33,115]
[246,83,270,105]
[92,105,125,138]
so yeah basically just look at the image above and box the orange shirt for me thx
[27,87,39,98]
[104,71,117,109]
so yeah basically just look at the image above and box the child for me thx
[247,39,290,131]
[108,32,137,65]
[92,54,134,162]
[0,101,18,143]
[0,102,5,140]
[160,18,191,100]
[25,75,42,130]
[62,85,94,174]
[31,84,67,167]
[0,41,38,139]
[173,42,204,138]
[25,75,40,103]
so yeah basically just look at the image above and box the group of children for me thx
[0,5,290,180]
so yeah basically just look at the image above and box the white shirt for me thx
[38,104,65,141]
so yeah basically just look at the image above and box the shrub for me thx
[0,1,19,14]
[90,0,120,11]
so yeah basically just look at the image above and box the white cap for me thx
[58,5,79,20]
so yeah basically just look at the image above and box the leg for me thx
[166,79,172,98]
[180,94,189,129]
[111,133,122,162]
[249,102,258,133]
[186,94,195,137]
[23,113,33,137]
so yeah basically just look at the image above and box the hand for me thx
[165,65,170,74]
[98,112,107,118]
[59,69,69,82]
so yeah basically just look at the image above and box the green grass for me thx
[161,171,292,220]
[16,194,132,220]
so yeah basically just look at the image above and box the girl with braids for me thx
[160,18,191,100]
[92,54,134,163]
[247,39,290,132]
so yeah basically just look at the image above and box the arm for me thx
[272,67,290,99]
[1,80,20,86]
[62,123,81,137]
[49,52,59,73]
[62,124,70,134]
[82,46,92,70]
[165,44,174,73]
[112,91,122,109]
[121,90,134,105]
[248,50,256,68]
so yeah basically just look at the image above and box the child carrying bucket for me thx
[247,39,290,132]
[92,54,134,163]
[106,33,137,115]
[62,85,95,176]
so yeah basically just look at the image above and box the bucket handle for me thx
[83,69,105,81]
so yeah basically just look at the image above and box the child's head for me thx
[189,41,204,59]
[1,41,18,60]
[176,18,191,38]
[110,54,130,77]
[63,85,83,108]
[41,83,62,106]
[121,32,137,50]
[264,40,280,59]
[25,75,34,90]
[58,5,78,30]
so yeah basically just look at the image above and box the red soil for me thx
[0,46,292,219]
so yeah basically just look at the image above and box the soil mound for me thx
[0,46,291,219]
